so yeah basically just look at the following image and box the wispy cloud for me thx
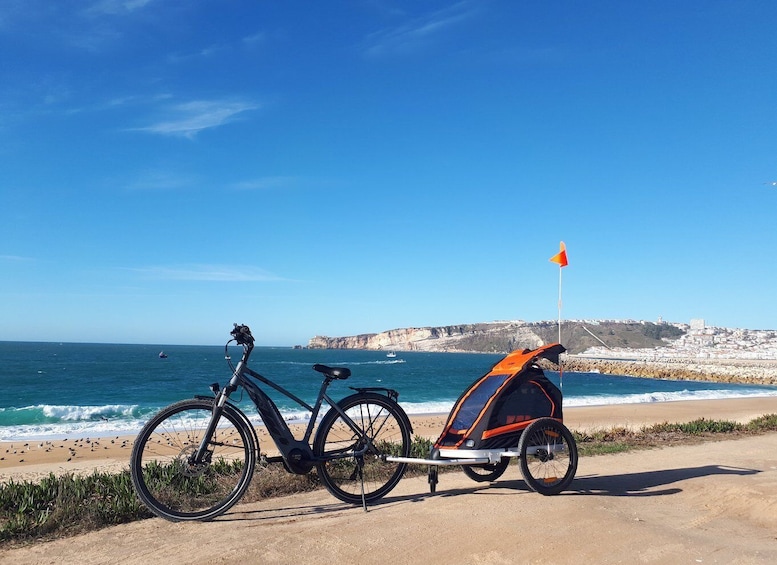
[363,1,478,58]
[242,32,266,46]
[131,99,259,139]
[0,255,36,262]
[125,170,198,190]
[232,176,300,191]
[126,264,290,282]
[0,0,155,49]
[86,0,156,16]
[167,44,226,64]
[73,0,160,50]
[107,93,173,108]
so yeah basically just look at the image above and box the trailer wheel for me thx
[518,418,577,495]
[462,457,510,482]
[428,465,438,493]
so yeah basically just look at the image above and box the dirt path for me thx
[3,433,777,564]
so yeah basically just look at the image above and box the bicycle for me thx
[130,324,413,522]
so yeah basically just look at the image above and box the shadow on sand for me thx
[566,464,759,497]
[216,464,760,522]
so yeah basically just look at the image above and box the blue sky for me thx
[2,1,776,346]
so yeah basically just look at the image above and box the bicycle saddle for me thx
[312,364,351,379]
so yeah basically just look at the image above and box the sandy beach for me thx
[2,396,777,563]
[2,396,777,484]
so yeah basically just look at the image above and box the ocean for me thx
[2,341,777,442]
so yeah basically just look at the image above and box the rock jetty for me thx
[562,357,777,386]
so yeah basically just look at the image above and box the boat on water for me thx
[159,351,168,359]
[386,351,396,358]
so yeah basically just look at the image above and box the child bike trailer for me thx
[389,343,578,496]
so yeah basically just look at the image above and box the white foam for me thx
[4,389,777,441]
[400,400,456,416]
[0,419,151,441]
[40,404,141,421]
[565,388,777,407]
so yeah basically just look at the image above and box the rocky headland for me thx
[308,319,777,385]
[307,320,684,355]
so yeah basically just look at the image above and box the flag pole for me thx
[557,263,563,345]
[549,242,568,390]
[549,241,568,346]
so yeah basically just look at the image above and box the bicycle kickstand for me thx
[357,457,367,512]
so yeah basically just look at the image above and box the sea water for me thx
[2,341,777,441]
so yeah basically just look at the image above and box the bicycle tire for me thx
[462,457,510,483]
[517,418,577,495]
[130,398,256,521]
[313,392,411,505]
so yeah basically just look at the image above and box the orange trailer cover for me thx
[434,343,565,450]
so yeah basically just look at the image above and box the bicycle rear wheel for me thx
[313,392,411,505]
[130,398,256,521]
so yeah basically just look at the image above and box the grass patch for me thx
[0,471,149,543]
[573,427,636,456]
[3,417,776,546]
[574,414,777,457]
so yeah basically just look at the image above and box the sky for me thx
[1,0,776,346]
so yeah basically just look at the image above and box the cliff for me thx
[307,320,684,355]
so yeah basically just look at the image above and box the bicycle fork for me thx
[192,389,231,466]
[191,358,246,466]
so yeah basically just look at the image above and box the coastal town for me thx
[566,319,777,385]
[579,318,777,361]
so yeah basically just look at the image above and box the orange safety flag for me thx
[549,241,568,267]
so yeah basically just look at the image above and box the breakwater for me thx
[563,357,777,386]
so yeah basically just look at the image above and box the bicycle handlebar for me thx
[230,323,255,346]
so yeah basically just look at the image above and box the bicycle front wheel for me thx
[313,392,411,505]
[130,398,256,521]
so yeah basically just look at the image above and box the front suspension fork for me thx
[193,388,232,464]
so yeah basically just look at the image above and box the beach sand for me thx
[2,397,777,563]
[2,396,777,484]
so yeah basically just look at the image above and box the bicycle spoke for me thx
[314,393,411,504]
[131,399,255,521]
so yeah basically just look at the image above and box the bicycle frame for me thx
[196,343,391,474]
[131,324,413,520]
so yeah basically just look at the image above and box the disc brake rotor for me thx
[177,446,210,477]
